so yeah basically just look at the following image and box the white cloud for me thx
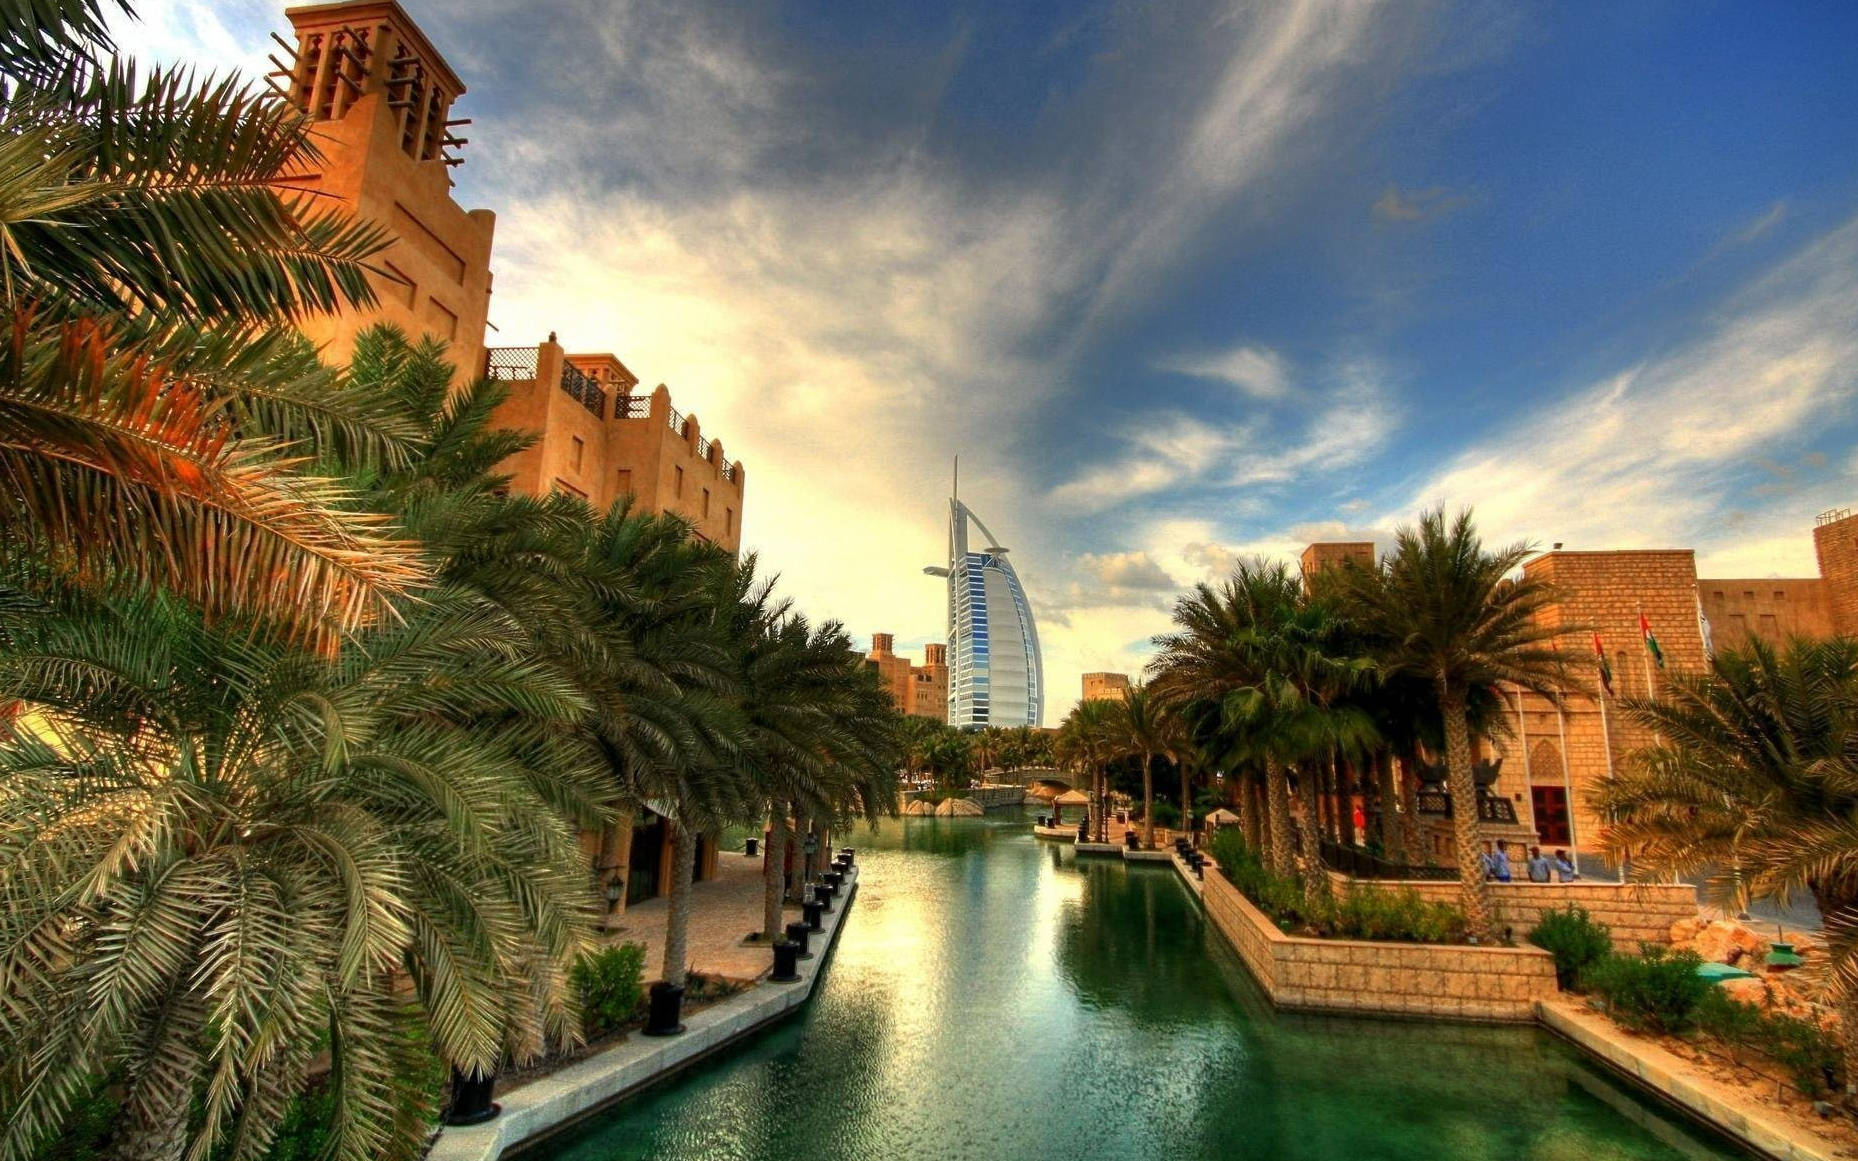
[1371,184,1468,224]
[1160,345,1290,398]
[1386,216,1858,567]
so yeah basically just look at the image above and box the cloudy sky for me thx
[136,0,1858,721]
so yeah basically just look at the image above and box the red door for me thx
[1531,786,1570,846]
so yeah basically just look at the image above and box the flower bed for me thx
[1194,841,1557,1022]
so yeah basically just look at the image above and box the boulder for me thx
[1693,919,1767,965]
[1669,917,1702,945]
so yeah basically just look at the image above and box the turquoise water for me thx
[532,811,1748,1161]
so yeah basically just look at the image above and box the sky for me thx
[132,0,1858,722]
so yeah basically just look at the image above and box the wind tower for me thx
[270,1,496,377]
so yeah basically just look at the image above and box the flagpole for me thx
[1554,701,1579,871]
[1596,676,1623,884]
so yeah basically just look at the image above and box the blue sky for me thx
[141,0,1858,719]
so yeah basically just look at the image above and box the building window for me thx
[552,479,587,499]
[725,508,734,535]
[570,436,585,472]
[702,488,711,517]
[617,469,632,495]
[1774,590,1785,600]
[381,261,417,308]
[675,466,684,497]
[425,296,459,341]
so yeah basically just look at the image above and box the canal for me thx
[533,810,1750,1161]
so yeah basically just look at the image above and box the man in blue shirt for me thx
[1486,840,1513,883]
[1526,845,1552,883]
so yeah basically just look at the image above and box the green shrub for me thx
[1762,1011,1841,1099]
[573,943,647,1038]
[1695,988,1766,1065]
[1527,905,1614,989]
[1206,831,1467,944]
[1150,801,1181,829]
[1582,946,1708,1033]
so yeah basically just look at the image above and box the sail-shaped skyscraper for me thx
[924,491,1043,727]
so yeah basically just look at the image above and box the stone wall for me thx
[1200,871,1558,1022]
[1329,875,1696,949]
[970,785,1029,809]
[1698,578,1833,652]
[1815,509,1858,637]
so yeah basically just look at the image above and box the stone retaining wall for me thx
[1326,873,1696,948]
[1201,871,1558,1022]
[969,785,1029,809]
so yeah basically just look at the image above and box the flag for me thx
[1592,632,1614,697]
[1639,610,1665,669]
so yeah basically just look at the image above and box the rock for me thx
[1669,917,1703,945]
[1692,919,1770,966]
[1718,977,1770,1006]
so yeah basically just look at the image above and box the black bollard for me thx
[823,870,844,890]
[745,836,760,858]
[443,1068,500,1126]
[840,847,855,865]
[813,882,835,913]
[785,920,813,959]
[642,981,686,1037]
[803,898,825,932]
[1193,861,1204,880]
[771,938,801,982]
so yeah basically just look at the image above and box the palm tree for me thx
[1595,636,1858,1078]
[0,6,427,644]
[576,503,746,997]
[1338,509,1567,939]
[1058,699,1119,842]
[0,582,604,1161]
[1111,684,1172,849]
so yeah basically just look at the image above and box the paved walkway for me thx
[601,850,799,984]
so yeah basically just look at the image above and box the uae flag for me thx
[1592,632,1614,697]
[1639,611,1665,669]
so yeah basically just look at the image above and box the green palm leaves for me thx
[0,586,598,1161]
[1599,638,1858,976]
[0,5,419,646]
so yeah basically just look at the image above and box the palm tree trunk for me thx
[1181,762,1194,842]
[1377,752,1402,863]
[1265,761,1294,878]
[1141,752,1155,849]
[112,1042,198,1161]
[786,809,810,903]
[1295,761,1327,898]
[663,821,697,987]
[1399,754,1424,863]
[1441,688,1495,940]
[762,811,788,941]
[1238,770,1258,849]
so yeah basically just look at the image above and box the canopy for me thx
[1053,789,1090,806]
[1206,808,1242,826]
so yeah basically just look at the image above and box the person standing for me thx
[1553,849,1579,883]
[1526,845,1552,883]
[1489,839,1514,883]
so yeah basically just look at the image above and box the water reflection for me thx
[534,811,1749,1161]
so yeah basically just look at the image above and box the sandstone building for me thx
[272,1,744,554]
[1301,506,1858,868]
[1081,673,1132,703]
[266,0,752,910]
[866,634,949,722]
